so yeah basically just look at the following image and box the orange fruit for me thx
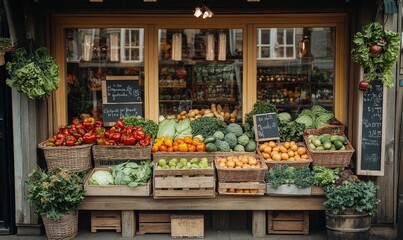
[164,138,173,147]
[288,150,295,157]
[290,144,298,151]
[184,136,193,144]
[159,145,168,152]
[263,146,272,153]
[151,145,158,152]
[283,142,290,149]
[272,153,281,161]
[178,143,188,152]
[176,138,184,144]
[167,147,173,152]
[188,145,196,152]
[173,145,179,152]
[196,143,206,152]
[268,141,277,148]
[261,152,271,159]
[297,147,306,155]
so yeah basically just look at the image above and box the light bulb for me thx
[202,10,210,19]
[194,7,202,17]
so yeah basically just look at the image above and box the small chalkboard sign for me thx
[357,80,386,176]
[253,113,280,142]
[102,103,143,126]
[102,76,142,103]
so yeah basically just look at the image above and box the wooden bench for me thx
[79,194,325,238]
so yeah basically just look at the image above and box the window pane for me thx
[257,27,335,117]
[65,28,145,124]
[261,30,270,44]
[158,29,243,123]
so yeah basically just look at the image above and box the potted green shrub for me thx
[6,47,59,100]
[0,37,12,66]
[351,22,400,91]
[324,178,380,240]
[25,167,85,240]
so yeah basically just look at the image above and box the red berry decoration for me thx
[358,80,370,91]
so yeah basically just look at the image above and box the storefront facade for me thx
[2,0,401,238]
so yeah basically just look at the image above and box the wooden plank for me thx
[105,75,139,80]
[252,210,266,238]
[273,221,304,231]
[138,223,171,234]
[154,176,214,188]
[153,189,215,199]
[218,181,266,196]
[268,210,309,235]
[171,215,204,238]
[272,211,304,220]
[121,210,135,237]
[139,213,171,223]
[79,196,325,211]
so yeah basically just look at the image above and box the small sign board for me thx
[356,80,386,176]
[102,75,141,103]
[102,103,143,126]
[253,113,280,142]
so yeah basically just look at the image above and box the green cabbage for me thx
[88,170,114,186]
[157,119,177,139]
[174,119,192,141]
[277,112,292,122]
[295,115,313,129]
[111,161,153,188]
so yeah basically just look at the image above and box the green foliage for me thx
[277,112,292,122]
[296,105,334,130]
[110,161,153,188]
[0,37,12,52]
[351,22,400,88]
[190,117,227,138]
[224,132,238,149]
[278,119,305,142]
[25,168,85,221]
[324,179,380,216]
[312,166,344,187]
[122,116,158,138]
[226,123,244,137]
[6,48,59,99]
[266,164,313,189]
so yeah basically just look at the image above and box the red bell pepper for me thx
[65,136,76,146]
[125,126,133,135]
[110,132,121,143]
[55,136,65,146]
[121,135,136,145]
[145,134,152,140]
[83,117,95,130]
[134,131,145,141]
[95,127,105,138]
[72,117,81,126]
[97,138,106,145]
[139,138,150,146]
[83,132,96,144]
[95,120,103,128]
[115,119,125,129]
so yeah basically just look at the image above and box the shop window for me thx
[256,27,335,117]
[158,28,243,123]
[257,28,296,60]
[65,28,145,123]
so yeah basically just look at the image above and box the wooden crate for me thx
[91,211,121,233]
[92,144,152,167]
[153,153,215,199]
[138,212,171,235]
[84,168,152,196]
[171,215,204,239]
[267,210,309,235]
[218,182,266,196]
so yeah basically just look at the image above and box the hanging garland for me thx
[351,22,400,90]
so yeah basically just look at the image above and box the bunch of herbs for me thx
[266,164,313,189]
[190,117,227,138]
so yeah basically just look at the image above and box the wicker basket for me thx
[303,125,354,168]
[257,142,312,168]
[42,212,78,240]
[215,154,267,182]
[38,142,92,172]
[92,144,152,167]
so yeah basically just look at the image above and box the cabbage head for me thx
[88,170,114,186]
[295,115,313,129]
[277,112,292,123]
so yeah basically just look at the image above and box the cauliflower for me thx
[234,144,245,152]
[226,123,243,137]
[224,133,238,149]
[213,131,225,140]
[237,134,250,146]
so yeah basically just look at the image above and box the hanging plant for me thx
[351,22,400,90]
[6,47,60,99]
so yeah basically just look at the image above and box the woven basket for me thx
[215,154,267,182]
[303,125,354,168]
[42,212,78,240]
[38,142,92,172]
[257,142,312,168]
[92,144,151,167]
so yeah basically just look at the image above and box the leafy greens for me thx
[110,161,153,188]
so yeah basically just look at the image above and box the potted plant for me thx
[25,167,85,240]
[266,164,313,195]
[0,37,12,66]
[351,22,400,91]
[6,47,59,100]
[324,177,380,240]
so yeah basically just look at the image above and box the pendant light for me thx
[172,32,182,61]
[218,32,227,61]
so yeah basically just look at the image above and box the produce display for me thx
[121,116,158,139]
[295,105,336,130]
[176,104,239,123]
[259,141,309,161]
[225,188,259,194]
[157,118,192,140]
[277,112,305,143]
[312,166,344,187]
[97,119,152,146]
[204,123,256,152]
[42,117,103,147]
[216,155,261,169]
[190,117,227,139]
[152,136,206,152]
[266,164,313,189]
[88,161,153,188]
[306,134,351,151]
[243,101,278,139]
[156,157,212,169]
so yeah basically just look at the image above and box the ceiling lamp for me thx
[194,4,213,19]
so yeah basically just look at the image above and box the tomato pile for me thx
[98,119,151,146]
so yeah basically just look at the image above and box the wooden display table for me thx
[79,194,325,238]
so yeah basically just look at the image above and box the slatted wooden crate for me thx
[91,210,121,233]
[152,153,215,199]
[138,212,171,235]
[267,210,309,235]
[218,181,266,196]
[171,215,204,239]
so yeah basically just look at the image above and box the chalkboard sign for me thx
[102,103,143,126]
[102,79,142,103]
[357,80,385,176]
[253,113,280,142]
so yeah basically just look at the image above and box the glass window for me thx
[65,28,145,124]
[158,29,243,123]
[257,27,335,117]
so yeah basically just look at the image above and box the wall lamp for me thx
[194,4,214,19]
